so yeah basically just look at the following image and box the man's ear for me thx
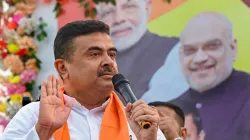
[180,127,187,139]
[230,38,237,62]
[54,59,69,80]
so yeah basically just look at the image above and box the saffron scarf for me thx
[53,89,130,140]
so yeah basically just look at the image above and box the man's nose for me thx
[113,9,126,24]
[192,49,208,64]
[102,54,114,67]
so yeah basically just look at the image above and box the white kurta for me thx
[1,94,166,140]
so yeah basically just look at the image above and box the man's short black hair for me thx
[148,101,185,127]
[54,20,110,62]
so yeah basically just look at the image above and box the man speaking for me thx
[1,20,166,140]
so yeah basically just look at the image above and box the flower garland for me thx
[0,0,47,130]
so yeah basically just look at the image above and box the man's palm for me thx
[37,75,72,131]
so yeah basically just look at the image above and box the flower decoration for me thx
[17,36,37,51]
[0,0,47,131]
[44,0,172,18]
[20,69,36,84]
[3,54,24,74]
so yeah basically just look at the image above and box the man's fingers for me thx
[131,107,156,120]
[47,75,53,96]
[131,104,150,118]
[57,77,64,87]
[52,75,57,95]
[125,103,132,112]
[41,80,47,98]
[131,100,145,110]
[56,79,63,99]
[125,103,132,118]
[134,115,159,125]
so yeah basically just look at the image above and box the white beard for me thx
[110,10,148,52]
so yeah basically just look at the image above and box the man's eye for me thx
[109,53,116,58]
[91,52,100,56]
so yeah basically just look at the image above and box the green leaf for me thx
[53,2,61,12]
[164,0,172,3]
[26,81,35,93]
[39,23,48,30]
[55,8,62,18]
[85,10,90,17]
[90,8,97,19]
[41,31,47,37]
[28,48,36,56]
[37,34,45,42]
[83,2,89,8]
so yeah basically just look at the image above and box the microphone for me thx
[112,74,151,129]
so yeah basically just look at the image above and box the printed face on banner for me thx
[179,14,237,92]
[96,0,151,51]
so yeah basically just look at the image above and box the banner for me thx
[33,0,250,139]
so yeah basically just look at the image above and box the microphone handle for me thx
[117,83,151,129]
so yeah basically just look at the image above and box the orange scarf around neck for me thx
[53,90,130,140]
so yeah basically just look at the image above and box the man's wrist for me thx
[35,123,54,140]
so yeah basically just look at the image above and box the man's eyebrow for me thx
[108,47,117,52]
[204,38,221,44]
[87,46,103,51]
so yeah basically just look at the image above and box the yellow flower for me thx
[8,75,21,84]
[7,44,20,54]
[0,103,6,113]
[10,94,22,103]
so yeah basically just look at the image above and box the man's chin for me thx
[97,79,114,89]
[189,76,217,92]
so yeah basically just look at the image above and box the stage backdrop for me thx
[33,0,250,139]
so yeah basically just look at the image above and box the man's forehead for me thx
[181,13,231,45]
[73,34,115,50]
[181,24,226,46]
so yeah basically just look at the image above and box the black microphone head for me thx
[112,74,130,90]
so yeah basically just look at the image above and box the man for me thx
[148,101,187,140]
[173,100,205,140]
[96,0,181,101]
[183,107,205,140]
[172,12,250,139]
[1,20,166,140]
